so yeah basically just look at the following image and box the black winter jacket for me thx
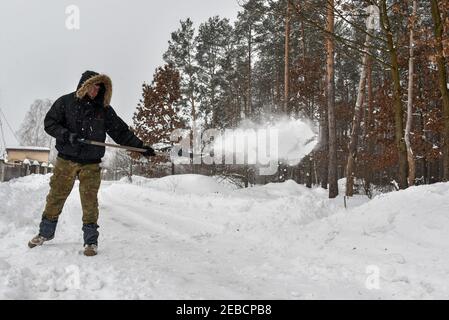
[44,71,143,164]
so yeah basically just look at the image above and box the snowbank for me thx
[0,174,448,299]
[131,174,233,195]
[0,174,49,229]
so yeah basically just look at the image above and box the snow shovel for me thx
[77,138,201,159]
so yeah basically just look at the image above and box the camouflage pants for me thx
[43,157,101,225]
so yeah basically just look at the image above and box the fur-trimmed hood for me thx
[76,71,112,107]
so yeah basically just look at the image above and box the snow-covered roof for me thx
[6,146,50,152]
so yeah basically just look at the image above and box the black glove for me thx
[141,145,156,157]
[64,132,79,146]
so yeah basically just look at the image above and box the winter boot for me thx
[39,217,58,238]
[83,244,98,256]
[82,224,99,256]
[28,217,58,248]
[28,234,54,248]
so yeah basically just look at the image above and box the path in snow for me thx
[1,174,448,299]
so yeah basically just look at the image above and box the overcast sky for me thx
[0,0,240,145]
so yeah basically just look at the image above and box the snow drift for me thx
[0,174,448,299]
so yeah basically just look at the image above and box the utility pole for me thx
[0,110,4,181]
[0,109,7,159]
[0,90,6,158]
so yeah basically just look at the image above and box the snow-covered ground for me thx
[0,174,448,299]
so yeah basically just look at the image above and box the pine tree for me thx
[234,0,266,119]
[195,16,234,129]
[163,19,199,132]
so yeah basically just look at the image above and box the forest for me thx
[132,0,449,198]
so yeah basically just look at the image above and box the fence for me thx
[0,161,53,182]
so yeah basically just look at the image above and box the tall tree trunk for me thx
[274,71,278,112]
[247,24,253,117]
[316,1,329,190]
[405,0,418,186]
[320,108,329,189]
[284,0,291,114]
[380,0,409,189]
[326,0,338,198]
[186,47,197,173]
[365,57,375,191]
[431,0,449,181]
[190,87,196,174]
[306,155,313,188]
[346,32,371,197]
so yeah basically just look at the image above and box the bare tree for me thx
[17,99,56,161]
[17,99,52,146]
[345,5,375,197]
[109,149,133,181]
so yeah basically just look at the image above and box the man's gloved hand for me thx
[64,132,79,146]
[141,145,156,157]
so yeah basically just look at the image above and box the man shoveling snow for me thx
[28,70,156,256]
